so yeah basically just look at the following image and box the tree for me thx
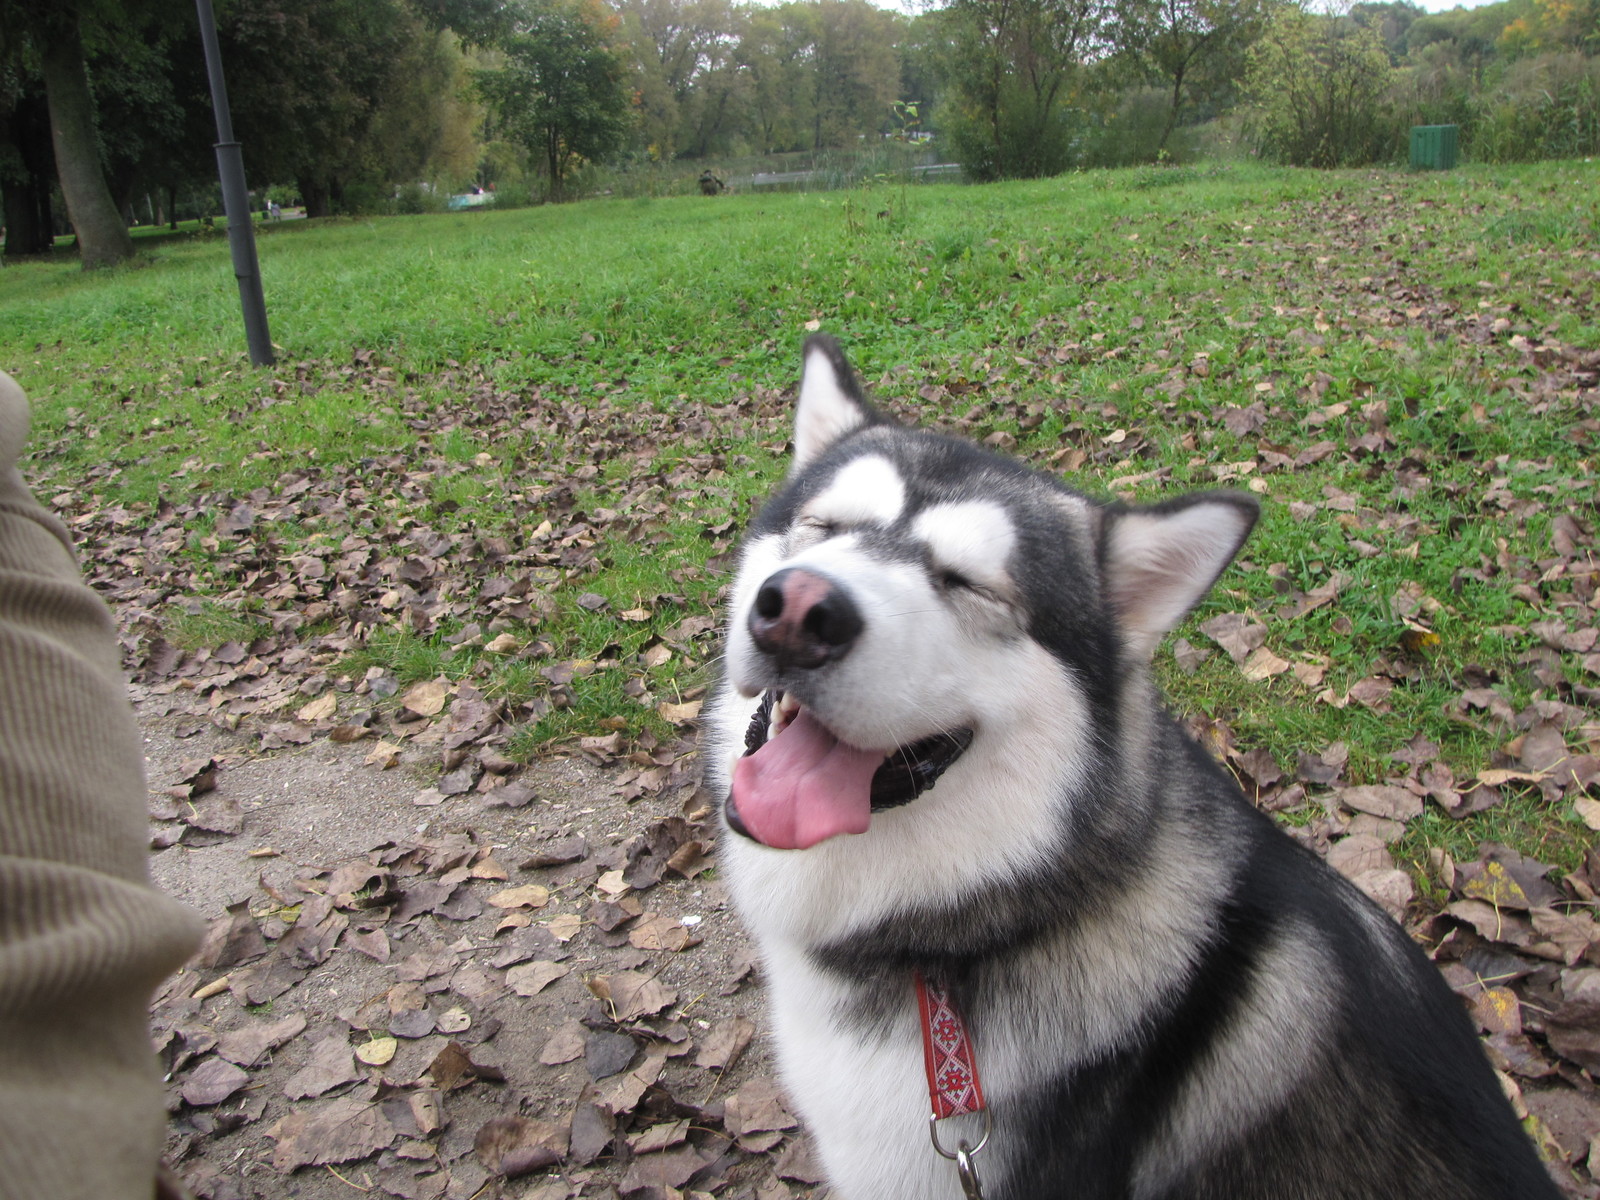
[1404,0,1516,68]
[936,0,1108,179]
[737,3,820,153]
[215,0,476,216]
[1499,0,1599,54]
[1351,0,1425,61]
[0,0,145,267]
[0,82,56,256]
[1120,0,1270,154]
[1246,4,1395,167]
[88,7,214,228]
[809,0,904,148]
[476,0,630,198]
[617,0,739,159]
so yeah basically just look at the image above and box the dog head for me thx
[712,336,1257,852]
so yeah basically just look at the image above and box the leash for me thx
[915,971,992,1199]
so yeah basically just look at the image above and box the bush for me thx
[1080,88,1201,167]
[394,184,449,215]
[1246,6,1400,166]
[338,182,389,216]
[1389,39,1482,135]
[939,76,1083,181]
[1471,51,1600,161]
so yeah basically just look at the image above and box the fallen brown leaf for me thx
[268,1094,398,1170]
[587,970,677,1021]
[181,1057,250,1107]
[475,1114,570,1178]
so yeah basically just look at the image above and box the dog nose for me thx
[747,568,863,669]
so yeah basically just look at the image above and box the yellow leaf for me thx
[1400,627,1440,654]
[364,741,404,768]
[296,692,338,723]
[400,678,450,717]
[356,1037,397,1066]
[657,699,702,724]
[1460,860,1530,909]
[545,913,583,942]
[1574,796,1600,831]
[487,884,550,910]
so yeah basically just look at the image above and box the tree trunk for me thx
[298,177,331,218]
[2,94,57,256]
[1158,67,1184,156]
[40,14,134,269]
[546,124,562,201]
[2,180,53,257]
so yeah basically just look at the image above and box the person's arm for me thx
[0,370,203,1200]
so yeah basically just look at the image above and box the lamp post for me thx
[195,0,274,367]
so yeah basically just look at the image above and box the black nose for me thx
[747,567,863,670]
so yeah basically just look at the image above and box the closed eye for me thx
[937,568,977,592]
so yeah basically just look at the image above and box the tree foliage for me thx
[1246,4,1394,167]
[218,0,474,216]
[0,0,171,265]
[936,0,1108,180]
[475,0,631,197]
[1119,0,1270,152]
[3,0,1599,263]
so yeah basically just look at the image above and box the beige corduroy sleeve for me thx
[0,370,204,1200]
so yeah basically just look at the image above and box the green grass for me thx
[4,158,1598,877]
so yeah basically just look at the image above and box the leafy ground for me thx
[3,161,1600,1197]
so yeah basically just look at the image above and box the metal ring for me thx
[929,1108,993,1160]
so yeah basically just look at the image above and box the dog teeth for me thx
[770,691,800,740]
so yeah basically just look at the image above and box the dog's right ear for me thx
[793,335,879,473]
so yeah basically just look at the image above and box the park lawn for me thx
[1,158,1596,883]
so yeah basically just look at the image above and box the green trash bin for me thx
[1409,125,1459,170]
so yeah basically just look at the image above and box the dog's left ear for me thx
[793,335,881,472]
[1102,492,1259,660]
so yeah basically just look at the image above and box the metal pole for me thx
[195,0,274,366]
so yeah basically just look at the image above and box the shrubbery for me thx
[1245,6,1397,167]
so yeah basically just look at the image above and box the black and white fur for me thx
[703,336,1559,1200]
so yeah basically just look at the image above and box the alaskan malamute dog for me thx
[704,337,1559,1200]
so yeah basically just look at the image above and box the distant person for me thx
[698,170,725,196]
[269,201,282,220]
[0,369,203,1198]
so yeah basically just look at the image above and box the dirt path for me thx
[143,711,814,1200]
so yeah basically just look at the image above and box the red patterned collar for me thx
[916,971,987,1118]
[915,971,992,1197]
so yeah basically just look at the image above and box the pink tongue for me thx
[730,708,884,849]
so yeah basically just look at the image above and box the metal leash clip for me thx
[930,1109,992,1199]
